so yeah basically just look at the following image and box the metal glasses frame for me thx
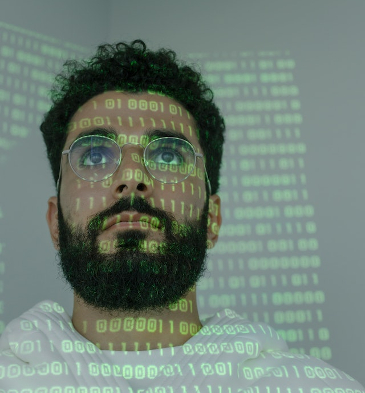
[56,135,212,195]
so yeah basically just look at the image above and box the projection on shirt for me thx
[0,21,357,392]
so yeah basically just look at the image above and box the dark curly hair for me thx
[40,40,225,196]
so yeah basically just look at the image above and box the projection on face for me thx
[55,91,211,316]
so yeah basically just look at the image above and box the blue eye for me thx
[79,147,115,167]
[150,147,185,165]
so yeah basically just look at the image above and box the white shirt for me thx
[0,300,363,392]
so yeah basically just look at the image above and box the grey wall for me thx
[0,0,364,385]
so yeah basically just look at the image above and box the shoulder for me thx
[237,348,365,390]
[202,310,364,390]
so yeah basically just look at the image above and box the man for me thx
[0,40,363,391]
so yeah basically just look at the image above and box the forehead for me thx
[65,91,200,151]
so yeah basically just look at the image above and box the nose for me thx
[111,142,153,193]
[119,142,146,167]
[120,142,144,156]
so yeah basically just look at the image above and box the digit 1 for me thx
[316,309,323,322]
[241,294,246,305]
[312,273,318,285]
[251,293,257,305]
[262,293,268,305]
[271,275,277,286]
[188,363,196,376]
[160,199,165,210]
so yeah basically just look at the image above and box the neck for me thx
[71,287,203,351]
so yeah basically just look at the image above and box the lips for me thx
[103,212,162,231]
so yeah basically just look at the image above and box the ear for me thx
[46,196,60,251]
[206,194,222,250]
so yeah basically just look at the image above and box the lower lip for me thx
[106,222,159,230]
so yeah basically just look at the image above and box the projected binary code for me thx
[1,28,363,392]
[0,21,89,332]
[188,51,329,360]
[0,27,328,358]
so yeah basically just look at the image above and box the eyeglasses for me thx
[56,135,211,195]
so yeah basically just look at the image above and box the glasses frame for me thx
[56,135,211,195]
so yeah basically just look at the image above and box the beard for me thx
[55,193,209,317]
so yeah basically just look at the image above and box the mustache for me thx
[87,195,174,234]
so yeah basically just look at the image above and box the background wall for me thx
[0,0,364,384]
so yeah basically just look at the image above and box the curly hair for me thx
[40,39,225,196]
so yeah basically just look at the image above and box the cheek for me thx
[180,165,207,199]
[61,181,100,224]
[158,179,206,221]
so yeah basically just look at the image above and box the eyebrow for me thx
[71,127,194,147]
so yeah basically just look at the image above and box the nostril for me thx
[137,183,147,191]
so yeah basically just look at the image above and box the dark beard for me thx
[55,193,209,317]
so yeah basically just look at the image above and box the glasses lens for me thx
[145,138,196,183]
[70,136,120,181]
[69,136,196,184]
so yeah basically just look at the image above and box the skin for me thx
[46,91,222,351]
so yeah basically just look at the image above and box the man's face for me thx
[46,91,221,316]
